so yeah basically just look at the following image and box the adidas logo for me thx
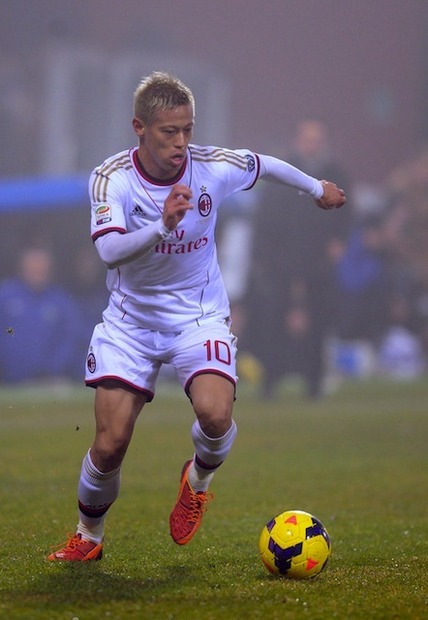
[130,204,146,217]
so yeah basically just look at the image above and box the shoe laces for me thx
[186,489,214,523]
[50,532,84,553]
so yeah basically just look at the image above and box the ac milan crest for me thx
[198,192,212,217]
[87,352,96,373]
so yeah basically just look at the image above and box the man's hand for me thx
[163,184,193,230]
[315,180,346,210]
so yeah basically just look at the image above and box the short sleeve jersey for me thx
[89,145,260,331]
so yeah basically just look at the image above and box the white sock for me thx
[76,450,121,544]
[77,519,105,544]
[189,420,238,492]
[187,462,214,493]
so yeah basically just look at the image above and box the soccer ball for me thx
[258,509,331,579]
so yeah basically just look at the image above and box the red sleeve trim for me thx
[92,227,127,242]
[244,153,260,191]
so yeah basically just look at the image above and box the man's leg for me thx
[169,374,237,544]
[48,381,147,561]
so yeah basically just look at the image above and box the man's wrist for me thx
[311,179,324,199]
[157,221,171,238]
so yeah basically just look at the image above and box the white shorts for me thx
[85,316,238,401]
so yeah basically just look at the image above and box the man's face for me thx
[295,121,328,159]
[133,104,194,180]
[20,249,52,292]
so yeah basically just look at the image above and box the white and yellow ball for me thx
[258,509,331,579]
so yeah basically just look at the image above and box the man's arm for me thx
[95,184,193,269]
[258,154,346,210]
[95,222,170,269]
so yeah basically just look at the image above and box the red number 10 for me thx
[203,339,231,366]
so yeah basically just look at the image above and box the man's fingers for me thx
[171,184,192,201]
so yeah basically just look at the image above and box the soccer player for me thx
[48,71,346,561]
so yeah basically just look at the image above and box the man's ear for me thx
[132,117,145,137]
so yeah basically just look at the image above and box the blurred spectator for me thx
[377,293,426,379]
[67,244,109,379]
[217,189,260,341]
[385,146,428,275]
[0,246,83,383]
[334,214,390,344]
[326,213,391,380]
[381,144,428,368]
[244,119,351,398]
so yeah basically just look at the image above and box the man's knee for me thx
[91,430,131,471]
[189,374,235,436]
[193,393,233,436]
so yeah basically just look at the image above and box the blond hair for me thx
[133,71,195,125]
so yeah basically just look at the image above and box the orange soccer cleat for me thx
[47,533,103,562]
[169,460,213,545]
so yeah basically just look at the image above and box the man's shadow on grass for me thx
[41,562,195,604]
[3,561,197,607]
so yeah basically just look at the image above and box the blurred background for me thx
[1,0,428,394]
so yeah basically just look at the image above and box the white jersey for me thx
[89,144,260,331]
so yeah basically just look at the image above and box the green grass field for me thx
[0,378,427,619]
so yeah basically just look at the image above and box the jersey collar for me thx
[131,148,188,186]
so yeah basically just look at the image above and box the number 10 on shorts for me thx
[204,340,232,365]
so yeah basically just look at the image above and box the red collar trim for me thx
[131,148,187,186]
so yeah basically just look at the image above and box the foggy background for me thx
[2,0,427,179]
[1,0,428,389]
